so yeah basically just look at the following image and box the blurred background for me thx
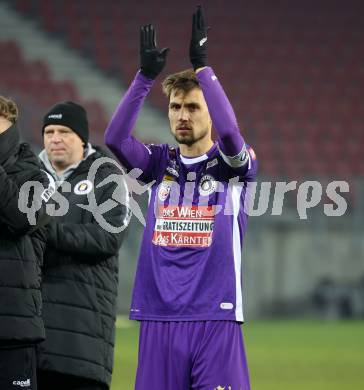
[1,0,363,388]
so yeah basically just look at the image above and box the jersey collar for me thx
[179,142,218,165]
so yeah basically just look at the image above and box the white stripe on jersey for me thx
[232,184,244,322]
[147,187,152,205]
[180,153,208,165]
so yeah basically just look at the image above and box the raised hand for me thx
[189,5,209,70]
[140,24,170,80]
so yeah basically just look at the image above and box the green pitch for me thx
[111,319,364,390]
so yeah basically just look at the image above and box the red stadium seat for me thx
[4,0,363,178]
[0,40,109,145]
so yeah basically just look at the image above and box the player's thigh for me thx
[191,322,251,390]
[134,321,190,390]
[0,345,37,390]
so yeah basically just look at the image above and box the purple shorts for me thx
[134,321,250,390]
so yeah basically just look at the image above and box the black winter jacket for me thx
[37,146,128,386]
[0,124,50,344]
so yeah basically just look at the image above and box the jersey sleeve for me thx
[105,71,157,180]
[196,67,245,157]
[137,143,168,183]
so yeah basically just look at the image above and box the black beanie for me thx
[42,101,89,144]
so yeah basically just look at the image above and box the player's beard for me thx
[173,127,209,147]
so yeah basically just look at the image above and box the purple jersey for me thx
[130,141,257,321]
[105,67,258,322]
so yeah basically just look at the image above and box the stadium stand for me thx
[4,0,364,177]
[0,39,108,146]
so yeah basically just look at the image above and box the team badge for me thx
[198,174,217,196]
[158,176,174,202]
[74,180,93,195]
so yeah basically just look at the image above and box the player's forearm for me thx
[105,71,154,146]
[104,71,154,169]
[196,67,245,156]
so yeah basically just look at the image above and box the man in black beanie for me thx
[0,96,51,390]
[37,101,129,390]
[41,101,89,177]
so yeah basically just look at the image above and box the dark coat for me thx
[0,124,50,345]
[37,146,129,386]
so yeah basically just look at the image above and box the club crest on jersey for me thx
[158,176,174,201]
[74,180,93,195]
[198,174,217,196]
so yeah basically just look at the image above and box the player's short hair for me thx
[162,69,200,98]
[0,96,19,124]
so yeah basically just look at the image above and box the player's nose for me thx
[51,134,62,143]
[177,107,189,121]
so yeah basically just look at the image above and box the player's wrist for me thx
[195,66,208,74]
[139,67,158,80]
[191,59,207,70]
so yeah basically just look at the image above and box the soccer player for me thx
[105,6,258,390]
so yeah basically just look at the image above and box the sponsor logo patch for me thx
[12,379,30,387]
[206,158,218,169]
[74,180,93,195]
[153,205,215,248]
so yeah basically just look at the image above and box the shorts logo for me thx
[214,386,232,390]
[220,302,233,310]
[74,180,93,195]
[12,379,30,387]
[198,175,217,196]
